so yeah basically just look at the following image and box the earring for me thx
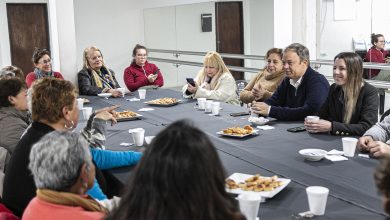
[64,120,74,130]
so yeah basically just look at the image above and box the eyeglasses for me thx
[39,59,52,64]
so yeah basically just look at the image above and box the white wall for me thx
[73,0,143,87]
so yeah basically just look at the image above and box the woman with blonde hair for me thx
[182,51,239,105]
[239,48,285,104]
[78,46,122,96]
[305,52,378,136]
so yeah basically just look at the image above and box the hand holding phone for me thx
[153,69,160,75]
[186,78,196,87]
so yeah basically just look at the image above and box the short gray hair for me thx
[284,43,310,64]
[29,131,92,191]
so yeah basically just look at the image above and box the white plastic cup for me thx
[306,116,320,122]
[211,102,220,115]
[342,137,358,157]
[250,108,258,117]
[145,136,155,145]
[82,107,93,120]
[77,98,84,110]
[205,100,213,113]
[237,194,261,220]
[306,186,329,215]
[117,88,126,97]
[138,89,146,99]
[197,98,206,110]
[130,128,145,146]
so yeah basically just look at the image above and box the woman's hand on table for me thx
[304,119,331,133]
[108,89,122,97]
[366,140,390,157]
[357,136,374,152]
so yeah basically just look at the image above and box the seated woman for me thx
[182,51,239,105]
[365,33,389,80]
[305,52,378,136]
[106,120,244,220]
[374,156,390,215]
[25,48,64,88]
[239,48,285,104]
[22,131,107,220]
[2,78,142,217]
[0,65,24,79]
[0,78,30,169]
[123,44,164,92]
[78,46,122,97]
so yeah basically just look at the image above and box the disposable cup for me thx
[306,116,320,122]
[342,137,358,157]
[138,89,146,99]
[130,128,145,147]
[205,100,213,113]
[145,136,155,145]
[197,98,206,110]
[117,88,126,97]
[211,102,220,115]
[82,107,93,120]
[77,98,84,110]
[237,194,261,220]
[250,108,258,117]
[306,186,329,215]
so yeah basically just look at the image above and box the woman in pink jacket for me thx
[123,44,164,92]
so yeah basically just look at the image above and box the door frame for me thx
[0,0,60,71]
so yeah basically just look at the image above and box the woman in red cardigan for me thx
[365,33,389,79]
[123,44,164,92]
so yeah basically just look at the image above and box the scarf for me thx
[34,68,53,80]
[37,189,108,214]
[90,67,116,89]
[198,72,225,91]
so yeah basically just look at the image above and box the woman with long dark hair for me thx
[107,119,244,220]
[305,52,378,136]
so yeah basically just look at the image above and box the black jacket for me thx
[318,82,378,136]
[77,67,120,96]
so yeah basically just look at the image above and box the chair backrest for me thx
[381,108,390,122]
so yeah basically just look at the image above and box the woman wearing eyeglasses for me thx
[25,48,64,88]
[365,33,389,79]
[123,44,164,92]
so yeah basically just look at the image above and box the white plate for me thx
[299,149,327,161]
[217,129,258,138]
[248,117,269,126]
[97,93,112,98]
[226,173,291,199]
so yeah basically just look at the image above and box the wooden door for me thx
[215,2,244,80]
[7,3,50,76]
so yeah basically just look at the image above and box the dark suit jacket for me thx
[318,82,378,136]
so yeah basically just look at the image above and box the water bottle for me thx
[237,82,245,92]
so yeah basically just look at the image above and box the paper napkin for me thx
[138,108,154,112]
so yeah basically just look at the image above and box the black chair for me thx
[381,108,390,122]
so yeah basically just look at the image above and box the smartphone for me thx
[230,112,250,117]
[287,126,306,133]
[186,78,196,86]
[153,69,160,75]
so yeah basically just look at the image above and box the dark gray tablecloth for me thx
[82,89,388,219]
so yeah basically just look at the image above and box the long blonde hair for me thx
[195,51,231,89]
[334,52,363,123]
[82,46,115,89]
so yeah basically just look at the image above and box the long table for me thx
[82,88,387,219]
